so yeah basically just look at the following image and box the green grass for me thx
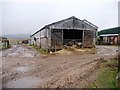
[31,44,48,54]
[89,58,118,88]
[97,68,118,88]
[0,44,2,50]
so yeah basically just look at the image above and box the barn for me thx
[99,34,119,45]
[98,27,120,45]
[30,16,98,51]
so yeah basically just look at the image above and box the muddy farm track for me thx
[1,45,118,88]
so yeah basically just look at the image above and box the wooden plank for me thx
[82,30,84,48]
[83,30,93,48]
[51,29,62,50]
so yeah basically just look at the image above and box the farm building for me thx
[0,37,9,50]
[22,39,31,44]
[30,16,98,51]
[98,27,120,45]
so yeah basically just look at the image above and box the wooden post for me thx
[40,31,41,48]
[62,29,63,48]
[46,28,48,52]
[55,41,56,52]
[82,30,84,48]
[50,28,52,52]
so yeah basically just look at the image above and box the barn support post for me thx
[82,30,84,48]
[40,31,41,48]
[46,28,49,53]
[54,29,56,52]
[117,36,119,45]
[107,36,108,44]
[93,38,96,48]
[62,28,63,48]
[50,28,52,52]
[92,30,96,48]
[46,29,47,52]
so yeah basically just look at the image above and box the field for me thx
[8,38,25,45]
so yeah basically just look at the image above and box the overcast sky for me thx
[0,0,119,35]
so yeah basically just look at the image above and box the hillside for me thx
[2,34,30,39]
[1,34,31,45]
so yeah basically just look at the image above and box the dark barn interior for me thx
[63,29,83,45]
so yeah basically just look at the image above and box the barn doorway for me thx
[63,29,83,46]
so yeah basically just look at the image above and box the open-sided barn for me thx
[30,16,98,51]
[99,34,119,45]
[98,27,120,45]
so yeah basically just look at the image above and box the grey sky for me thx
[1,0,119,35]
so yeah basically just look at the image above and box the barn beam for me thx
[82,30,84,48]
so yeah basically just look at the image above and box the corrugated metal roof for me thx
[99,34,119,36]
[30,16,98,37]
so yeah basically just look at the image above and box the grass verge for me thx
[31,44,48,55]
[89,58,118,88]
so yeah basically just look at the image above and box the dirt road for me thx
[1,45,118,88]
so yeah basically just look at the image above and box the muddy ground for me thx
[1,45,118,88]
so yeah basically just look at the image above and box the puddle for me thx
[97,52,100,54]
[104,53,110,55]
[8,53,18,56]
[5,77,40,88]
[15,66,30,72]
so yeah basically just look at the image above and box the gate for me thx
[83,30,93,48]
[51,29,63,51]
